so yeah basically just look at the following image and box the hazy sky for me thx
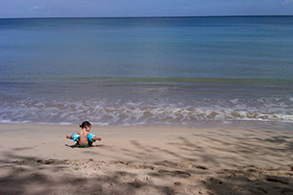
[1,0,293,18]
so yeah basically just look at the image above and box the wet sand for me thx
[0,124,292,194]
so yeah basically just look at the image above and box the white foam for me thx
[0,97,292,127]
[230,99,239,105]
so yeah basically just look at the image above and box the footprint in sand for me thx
[158,170,191,178]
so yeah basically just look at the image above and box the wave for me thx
[0,97,292,126]
[2,77,293,85]
[43,77,293,85]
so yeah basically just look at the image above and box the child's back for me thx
[77,129,90,146]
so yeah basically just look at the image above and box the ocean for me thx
[0,16,293,130]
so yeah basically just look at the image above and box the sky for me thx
[0,0,293,18]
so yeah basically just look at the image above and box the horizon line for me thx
[1,14,293,20]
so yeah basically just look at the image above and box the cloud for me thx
[282,0,293,4]
[30,5,44,10]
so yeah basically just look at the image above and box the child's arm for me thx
[66,132,79,140]
[92,136,102,141]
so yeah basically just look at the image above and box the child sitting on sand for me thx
[66,121,101,147]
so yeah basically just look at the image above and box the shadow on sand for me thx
[1,129,293,194]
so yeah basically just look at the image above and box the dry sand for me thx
[0,124,292,194]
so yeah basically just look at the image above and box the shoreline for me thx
[1,120,292,131]
[1,123,292,194]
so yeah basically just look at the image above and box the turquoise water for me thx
[0,16,293,129]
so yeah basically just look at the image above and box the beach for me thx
[0,124,292,194]
[1,16,293,194]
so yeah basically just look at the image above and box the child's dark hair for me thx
[80,121,91,129]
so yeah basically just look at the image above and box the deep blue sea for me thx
[0,16,293,130]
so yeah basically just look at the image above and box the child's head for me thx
[80,121,91,131]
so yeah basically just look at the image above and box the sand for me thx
[0,124,292,194]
